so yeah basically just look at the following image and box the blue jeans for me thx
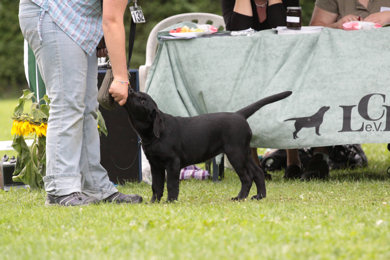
[19,0,117,199]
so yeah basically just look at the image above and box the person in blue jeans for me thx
[18,0,142,206]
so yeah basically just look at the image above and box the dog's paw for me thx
[165,198,178,203]
[150,197,161,203]
[251,194,265,200]
[231,196,247,201]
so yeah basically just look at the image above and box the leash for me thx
[127,17,136,70]
[109,134,142,171]
[104,0,144,172]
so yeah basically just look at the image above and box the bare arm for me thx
[227,0,284,18]
[233,0,253,16]
[310,6,359,29]
[268,0,283,6]
[102,0,128,106]
[364,11,390,25]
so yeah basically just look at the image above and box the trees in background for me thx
[0,0,314,97]
[0,1,25,97]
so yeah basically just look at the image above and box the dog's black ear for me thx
[153,109,164,138]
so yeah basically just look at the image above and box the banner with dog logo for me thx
[146,27,390,148]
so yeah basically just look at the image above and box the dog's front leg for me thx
[166,160,181,202]
[150,164,165,203]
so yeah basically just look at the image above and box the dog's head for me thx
[124,90,164,139]
[320,106,330,114]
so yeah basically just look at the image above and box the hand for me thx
[335,14,360,29]
[108,80,129,106]
[96,37,108,57]
[364,11,390,26]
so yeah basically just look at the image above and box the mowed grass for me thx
[1,98,390,259]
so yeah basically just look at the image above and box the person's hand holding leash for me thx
[109,78,129,106]
[102,0,129,106]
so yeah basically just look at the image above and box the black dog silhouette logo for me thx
[284,106,330,139]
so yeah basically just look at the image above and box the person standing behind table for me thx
[284,0,390,181]
[221,0,300,31]
[18,0,142,206]
[310,0,390,28]
[221,0,299,177]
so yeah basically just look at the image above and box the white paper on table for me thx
[275,26,323,35]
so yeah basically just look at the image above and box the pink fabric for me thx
[180,165,210,180]
[343,21,382,30]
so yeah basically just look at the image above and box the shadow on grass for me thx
[266,166,390,183]
[330,168,390,182]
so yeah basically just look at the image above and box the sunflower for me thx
[11,120,47,137]
[34,123,47,137]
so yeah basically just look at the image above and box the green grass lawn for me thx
[0,98,18,158]
[0,98,16,141]
[1,98,390,259]
[1,162,390,260]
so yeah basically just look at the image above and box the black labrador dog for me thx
[124,90,292,202]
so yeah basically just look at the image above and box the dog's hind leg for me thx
[249,158,266,200]
[150,164,165,203]
[293,123,302,139]
[166,159,181,202]
[226,150,253,200]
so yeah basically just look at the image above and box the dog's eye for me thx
[138,97,145,105]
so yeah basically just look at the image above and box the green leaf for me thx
[12,159,41,189]
[38,104,50,118]
[12,135,31,181]
[31,141,38,166]
[42,94,50,105]
[11,135,44,189]
[22,88,35,101]
[13,96,25,116]
[13,89,37,116]
[31,105,49,122]
[37,137,46,179]
[97,109,108,136]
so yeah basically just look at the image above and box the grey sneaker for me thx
[45,192,99,206]
[103,192,143,204]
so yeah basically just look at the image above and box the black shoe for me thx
[45,192,99,206]
[301,154,329,181]
[284,165,302,179]
[103,192,143,204]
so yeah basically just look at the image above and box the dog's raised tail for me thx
[237,91,292,119]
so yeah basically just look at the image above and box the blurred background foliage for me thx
[0,0,315,98]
